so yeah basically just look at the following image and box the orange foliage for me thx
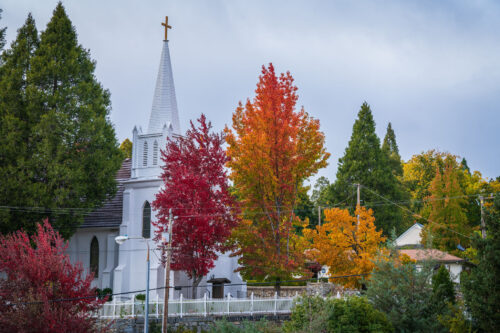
[304,206,385,288]
[225,64,329,282]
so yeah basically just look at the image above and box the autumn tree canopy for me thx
[304,206,385,288]
[421,160,469,253]
[0,220,105,332]
[153,114,239,298]
[225,63,329,290]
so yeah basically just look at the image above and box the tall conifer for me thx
[0,9,6,53]
[330,102,405,235]
[382,122,403,177]
[462,196,500,332]
[0,4,122,238]
[0,14,40,232]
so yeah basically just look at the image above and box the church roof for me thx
[81,158,131,229]
[147,41,180,135]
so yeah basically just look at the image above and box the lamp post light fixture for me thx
[115,235,151,333]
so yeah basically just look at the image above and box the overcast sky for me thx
[2,0,499,182]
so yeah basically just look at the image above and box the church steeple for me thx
[147,22,180,135]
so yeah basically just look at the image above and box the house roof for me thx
[80,158,131,228]
[395,223,423,246]
[400,249,464,263]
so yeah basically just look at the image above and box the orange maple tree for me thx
[225,64,329,291]
[303,206,385,288]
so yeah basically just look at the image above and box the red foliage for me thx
[153,114,239,296]
[0,219,106,332]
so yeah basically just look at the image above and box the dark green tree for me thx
[382,122,403,177]
[462,195,500,332]
[329,102,407,235]
[0,4,122,238]
[0,9,6,53]
[294,187,316,227]
[0,14,40,233]
[432,265,456,314]
[366,250,447,332]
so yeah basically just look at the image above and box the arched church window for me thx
[153,140,158,166]
[143,141,148,166]
[142,201,151,239]
[90,236,99,278]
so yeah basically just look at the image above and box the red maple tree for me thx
[153,114,239,298]
[0,219,106,333]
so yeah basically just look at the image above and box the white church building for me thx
[67,33,245,300]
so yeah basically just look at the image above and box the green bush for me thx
[135,293,146,301]
[283,296,393,333]
[327,297,393,333]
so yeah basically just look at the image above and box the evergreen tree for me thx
[382,122,403,177]
[0,4,122,238]
[462,196,500,332]
[366,249,447,332]
[0,9,6,53]
[432,265,456,314]
[329,102,406,235]
[0,14,40,233]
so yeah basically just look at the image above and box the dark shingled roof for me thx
[81,158,131,228]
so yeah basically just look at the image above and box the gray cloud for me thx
[2,0,499,181]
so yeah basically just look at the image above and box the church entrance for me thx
[207,277,230,299]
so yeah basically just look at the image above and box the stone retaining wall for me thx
[100,314,290,333]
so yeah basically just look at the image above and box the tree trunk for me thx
[275,277,281,296]
[192,276,203,299]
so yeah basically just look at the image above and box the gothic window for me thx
[153,140,158,166]
[143,141,148,167]
[90,236,99,278]
[142,201,151,239]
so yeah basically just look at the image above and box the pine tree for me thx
[432,265,456,312]
[0,14,40,232]
[0,4,122,238]
[462,196,500,332]
[0,9,6,53]
[329,102,406,235]
[382,122,403,177]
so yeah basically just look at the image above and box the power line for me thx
[4,274,369,306]
[360,185,473,240]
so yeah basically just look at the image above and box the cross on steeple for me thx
[161,16,172,41]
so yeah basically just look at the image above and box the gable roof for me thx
[400,249,464,263]
[395,223,423,247]
[80,158,131,228]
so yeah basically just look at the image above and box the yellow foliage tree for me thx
[304,206,385,288]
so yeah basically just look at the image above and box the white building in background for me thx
[67,33,245,300]
[395,223,465,283]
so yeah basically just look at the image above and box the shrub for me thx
[283,296,392,333]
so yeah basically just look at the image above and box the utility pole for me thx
[318,206,321,226]
[480,196,486,239]
[356,184,361,225]
[162,208,173,333]
[479,194,495,239]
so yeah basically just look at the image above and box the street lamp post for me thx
[115,235,151,333]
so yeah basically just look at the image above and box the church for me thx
[66,18,246,300]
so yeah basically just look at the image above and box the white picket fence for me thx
[98,292,299,319]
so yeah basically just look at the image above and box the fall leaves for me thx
[304,207,385,288]
[225,64,329,283]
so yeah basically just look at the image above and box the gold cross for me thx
[161,16,172,41]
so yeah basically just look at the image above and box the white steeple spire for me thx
[147,41,180,134]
